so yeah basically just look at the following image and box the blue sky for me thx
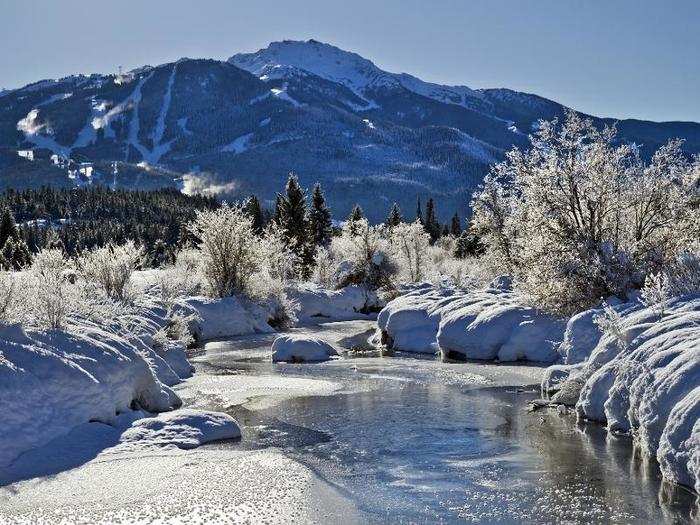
[1,0,698,122]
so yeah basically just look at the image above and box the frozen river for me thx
[1,320,697,523]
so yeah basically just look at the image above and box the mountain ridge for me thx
[1,39,698,221]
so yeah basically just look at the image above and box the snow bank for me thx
[271,334,338,363]
[376,283,564,362]
[185,295,274,341]
[0,324,181,468]
[290,283,382,322]
[544,294,700,491]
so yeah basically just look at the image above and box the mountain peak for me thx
[229,39,485,111]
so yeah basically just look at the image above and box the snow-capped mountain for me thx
[1,39,699,221]
[230,39,489,113]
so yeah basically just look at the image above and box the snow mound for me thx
[0,324,181,468]
[545,294,700,491]
[119,409,241,449]
[271,334,338,363]
[377,285,564,362]
[186,295,274,341]
[291,283,382,322]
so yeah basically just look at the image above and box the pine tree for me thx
[278,174,311,268]
[386,202,402,227]
[347,204,364,236]
[308,183,333,247]
[415,198,423,224]
[424,198,440,242]
[450,213,462,236]
[243,195,264,233]
[454,227,484,258]
[0,208,21,249]
[442,224,450,237]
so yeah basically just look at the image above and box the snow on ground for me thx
[0,447,361,524]
[184,295,274,341]
[376,281,564,362]
[0,322,181,468]
[221,132,254,153]
[271,334,338,363]
[290,283,381,322]
[542,293,700,492]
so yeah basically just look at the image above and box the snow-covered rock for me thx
[291,283,382,322]
[544,293,700,491]
[119,409,241,449]
[185,295,274,341]
[0,324,181,468]
[271,334,338,363]
[376,285,564,362]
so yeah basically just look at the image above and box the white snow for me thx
[545,293,700,491]
[184,295,274,342]
[271,334,338,363]
[290,283,381,322]
[0,323,181,468]
[221,132,254,154]
[376,283,564,362]
[117,409,240,449]
[230,39,484,110]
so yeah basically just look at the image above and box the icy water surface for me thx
[188,321,699,524]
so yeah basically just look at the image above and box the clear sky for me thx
[1,0,698,122]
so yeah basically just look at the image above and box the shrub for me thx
[187,204,259,298]
[471,111,699,315]
[78,241,145,302]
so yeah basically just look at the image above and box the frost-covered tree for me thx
[390,221,431,282]
[24,249,77,330]
[331,218,395,290]
[308,183,333,248]
[386,203,402,227]
[187,204,259,298]
[78,241,145,302]
[471,111,699,315]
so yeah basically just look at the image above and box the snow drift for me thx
[376,282,564,362]
[0,323,182,468]
[290,283,382,322]
[543,294,700,492]
[271,334,338,363]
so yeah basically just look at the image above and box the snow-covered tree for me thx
[78,241,145,302]
[390,221,430,282]
[187,204,259,298]
[24,249,77,330]
[471,111,699,315]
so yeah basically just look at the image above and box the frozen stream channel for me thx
[1,320,697,523]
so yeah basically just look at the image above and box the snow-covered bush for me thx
[0,271,18,324]
[328,219,396,290]
[78,241,145,302]
[23,249,79,330]
[311,246,335,288]
[390,221,430,282]
[471,111,699,315]
[187,204,259,298]
[641,244,700,317]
